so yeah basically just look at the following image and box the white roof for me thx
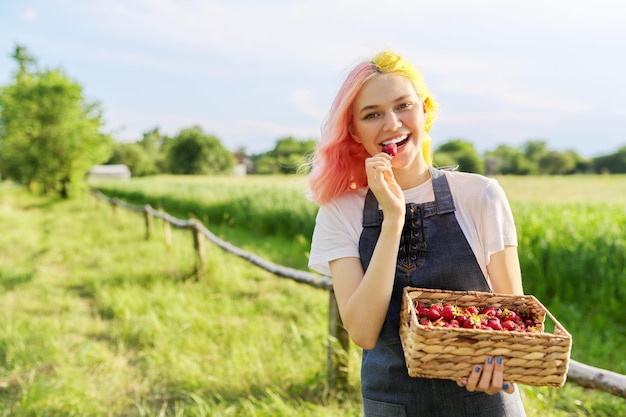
[90,164,130,174]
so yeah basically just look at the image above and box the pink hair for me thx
[307,51,438,205]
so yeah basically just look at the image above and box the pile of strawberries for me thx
[414,300,539,332]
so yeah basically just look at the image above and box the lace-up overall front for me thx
[358,168,526,417]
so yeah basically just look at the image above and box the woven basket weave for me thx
[400,287,572,387]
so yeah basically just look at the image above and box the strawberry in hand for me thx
[382,143,398,157]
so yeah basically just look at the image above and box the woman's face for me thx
[350,73,427,167]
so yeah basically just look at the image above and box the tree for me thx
[107,128,172,176]
[255,137,316,174]
[538,151,577,175]
[136,127,172,174]
[523,140,549,162]
[521,140,549,175]
[107,142,155,177]
[0,44,113,197]
[566,150,592,174]
[11,44,36,76]
[485,145,534,175]
[431,152,457,170]
[434,139,484,173]
[167,126,236,175]
[593,146,626,174]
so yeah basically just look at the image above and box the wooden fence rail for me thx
[91,190,626,399]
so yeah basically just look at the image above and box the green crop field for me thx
[1,174,625,416]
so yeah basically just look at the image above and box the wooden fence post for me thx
[191,221,206,277]
[157,204,172,248]
[163,219,172,247]
[111,199,118,218]
[144,205,153,240]
[328,289,350,393]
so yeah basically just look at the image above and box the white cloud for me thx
[213,117,319,141]
[440,78,591,113]
[611,107,626,117]
[290,89,326,120]
[439,111,552,126]
[6,0,625,156]
[22,8,37,22]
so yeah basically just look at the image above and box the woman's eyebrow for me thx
[358,95,414,114]
[358,104,379,114]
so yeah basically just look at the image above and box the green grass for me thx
[1,185,360,416]
[495,174,626,205]
[92,175,316,270]
[1,175,625,415]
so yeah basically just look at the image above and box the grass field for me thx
[1,174,625,416]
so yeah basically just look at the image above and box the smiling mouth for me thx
[380,134,410,150]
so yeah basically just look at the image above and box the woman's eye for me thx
[396,102,412,111]
[363,112,379,120]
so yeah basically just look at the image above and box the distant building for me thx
[88,164,131,180]
[233,153,254,175]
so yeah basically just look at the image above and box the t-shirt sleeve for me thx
[308,201,361,277]
[481,180,518,264]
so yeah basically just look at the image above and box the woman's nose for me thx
[383,112,401,131]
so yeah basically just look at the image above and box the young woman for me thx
[307,50,527,416]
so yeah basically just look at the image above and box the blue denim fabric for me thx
[358,167,526,417]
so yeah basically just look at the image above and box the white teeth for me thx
[381,135,408,146]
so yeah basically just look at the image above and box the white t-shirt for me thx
[308,170,518,289]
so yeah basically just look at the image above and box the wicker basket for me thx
[400,287,572,387]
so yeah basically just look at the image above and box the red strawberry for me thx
[442,304,457,321]
[427,306,442,321]
[515,305,533,321]
[487,318,503,331]
[481,305,501,318]
[463,314,483,329]
[502,320,519,331]
[500,309,519,322]
[455,312,468,326]
[419,317,432,326]
[463,320,476,329]
[382,143,398,157]
[417,307,430,318]
[465,306,479,316]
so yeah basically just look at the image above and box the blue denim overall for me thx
[358,167,526,417]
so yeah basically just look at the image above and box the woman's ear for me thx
[349,125,362,143]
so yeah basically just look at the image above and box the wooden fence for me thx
[91,190,626,399]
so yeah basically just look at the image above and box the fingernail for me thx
[460,379,467,386]
[475,366,481,373]
[503,382,509,389]
[487,357,494,364]
[497,356,503,365]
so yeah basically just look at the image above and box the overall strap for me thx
[429,167,456,214]
[362,189,381,227]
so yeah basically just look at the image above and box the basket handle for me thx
[543,306,570,337]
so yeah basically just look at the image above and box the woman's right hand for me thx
[365,153,405,222]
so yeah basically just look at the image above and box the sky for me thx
[1,0,625,157]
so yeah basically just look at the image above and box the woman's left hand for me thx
[457,356,516,395]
